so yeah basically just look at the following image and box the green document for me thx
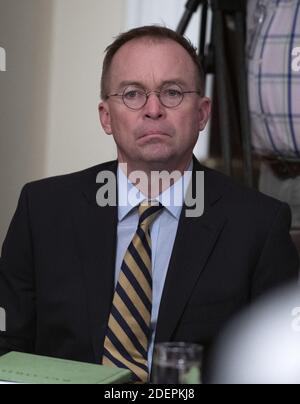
[0,352,132,384]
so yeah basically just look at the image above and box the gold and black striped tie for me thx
[102,201,163,383]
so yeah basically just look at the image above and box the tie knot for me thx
[138,201,163,228]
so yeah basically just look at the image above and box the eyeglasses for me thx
[107,83,201,110]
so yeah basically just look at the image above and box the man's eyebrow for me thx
[162,79,188,88]
[117,81,145,90]
[117,79,189,90]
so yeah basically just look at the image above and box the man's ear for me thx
[99,101,112,135]
[198,97,212,132]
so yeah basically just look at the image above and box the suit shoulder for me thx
[23,160,117,195]
[201,164,286,213]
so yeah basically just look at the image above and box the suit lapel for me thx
[155,158,227,343]
[72,161,118,362]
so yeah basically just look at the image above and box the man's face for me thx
[99,39,211,169]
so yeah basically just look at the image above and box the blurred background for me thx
[0,0,300,257]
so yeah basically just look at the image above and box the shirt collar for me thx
[117,160,193,222]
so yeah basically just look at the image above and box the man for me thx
[0,26,298,383]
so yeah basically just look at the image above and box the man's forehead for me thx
[112,37,191,62]
[110,38,196,84]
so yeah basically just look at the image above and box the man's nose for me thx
[144,93,165,120]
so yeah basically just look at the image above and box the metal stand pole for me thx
[234,11,254,187]
[212,6,232,176]
[177,0,203,35]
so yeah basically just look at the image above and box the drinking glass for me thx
[152,342,203,384]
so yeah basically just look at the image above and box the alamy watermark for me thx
[96,164,205,218]
[0,46,6,72]
[0,307,6,332]
[292,47,300,72]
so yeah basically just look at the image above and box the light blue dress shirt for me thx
[115,160,193,369]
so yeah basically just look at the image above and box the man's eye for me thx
[124,90,142,99]
[165,89,182,97]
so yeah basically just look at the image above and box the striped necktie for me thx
[102,201,164,383]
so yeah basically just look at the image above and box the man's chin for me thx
[139,149,174,165]
[141,145,174,163]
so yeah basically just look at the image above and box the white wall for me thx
[0,0,126,246]
[0,0,54,246]
[46,0,126,176]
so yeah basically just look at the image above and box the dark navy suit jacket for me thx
[0,157,298,363]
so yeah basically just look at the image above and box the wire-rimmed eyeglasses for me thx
[106,83,201,110]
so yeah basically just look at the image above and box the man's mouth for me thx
[138,131,170,140]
